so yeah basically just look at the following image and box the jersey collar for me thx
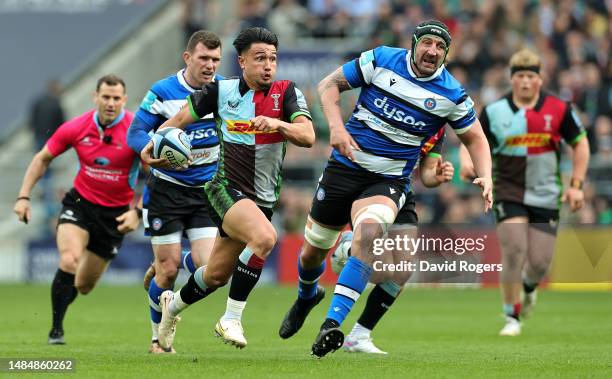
[406,50,445,81]
[93,109,125,130]
[239,75,271,96]
[177,69,198,92]
[239,75,250,96]
[178,69,219,92]
[533,91,546,111]
[506,91,546,112]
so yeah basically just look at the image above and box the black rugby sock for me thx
[228,250,265,302]
[356,284,398,330]
[523,279,539,294]
[179,271,216,304]
[51,269,78,330]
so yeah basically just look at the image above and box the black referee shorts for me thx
[57,188,128,260]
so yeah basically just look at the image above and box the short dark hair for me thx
[186,30,222,53]
[96,74,126,93]
[232,27,278,55]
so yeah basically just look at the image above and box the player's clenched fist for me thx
[251,116,281,133]
[14,198,31,224]
[562,187,584,212]
[329,126,360,161]
[435,160,454,183]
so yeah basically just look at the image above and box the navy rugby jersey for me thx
[127,70,222,187]
[339,45,476,179]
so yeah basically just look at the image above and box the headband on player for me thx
[510,65,541,75]
[411,20,452,65]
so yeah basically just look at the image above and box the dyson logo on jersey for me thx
[185,129,217,141]
[373,97,427,129]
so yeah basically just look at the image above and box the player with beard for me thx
[329,128,453,354]
[278,20,493,357]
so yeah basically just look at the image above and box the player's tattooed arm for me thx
[317,66,348,117]
[317,66,360,160]
[318,67,351,96]
[329,67,352,92]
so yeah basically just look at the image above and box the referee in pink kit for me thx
[14,75,143,345]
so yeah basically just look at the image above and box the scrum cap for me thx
[411,20,451,64]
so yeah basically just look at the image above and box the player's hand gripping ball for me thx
[151,127,192,169]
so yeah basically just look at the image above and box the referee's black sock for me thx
[356,281,400,331]
[50,269,77,331]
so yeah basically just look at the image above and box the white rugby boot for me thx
[499,316,521,336]
[158,290,181,349]
[343,334,387,354]
[215,318,247,348]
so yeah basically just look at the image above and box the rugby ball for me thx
[152,127,192,169]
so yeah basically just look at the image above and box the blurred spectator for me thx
[306,0,351,38]
[238,0,269,30]
[268,0,309,43]
[443,196,469,223]
[28,79,66,235]
[594,196,612,224]
[431,186,459,224]
[592,115,612,157]
[181,0,213,44]
[576,63,610,126]
[277,186,312,233]
[30,79,65,151]
[367,2,398,48]
[336,0,385,37]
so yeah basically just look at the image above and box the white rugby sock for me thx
[151,322,159,341]
[168,291,189,317]
[221,298,246,321]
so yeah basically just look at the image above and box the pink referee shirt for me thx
[46,109,140,207]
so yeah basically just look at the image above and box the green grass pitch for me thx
[2,284,611,378]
